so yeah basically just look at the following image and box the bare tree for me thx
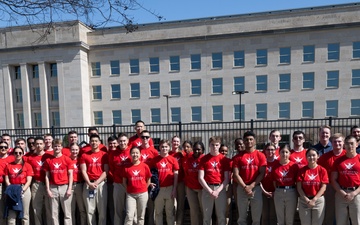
[0,0,164,32]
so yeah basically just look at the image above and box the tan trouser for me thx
[186,187,203,225]
[176,182,186,225]
[261,194,277,225]
[113,182,126,225]
[82,181,108,225]
[273,188,298,225]
[31,182,49,225]
[335,189,360,225]
[125,192,148,225]
[298,196,325,225]
[202,184,227,225]
[71,182,87,225]
[237,185,262,225]
[49,184,73,225]
[154,186,175,225]
[7,187,31,225]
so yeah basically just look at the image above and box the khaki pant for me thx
[125,192,148,225]
[154,186,175,225]
[49,184,72,225]
[82,181,108,225]
[261,194,277,225]
[335,190,360,225]
[113,182,126,225]
[31,182,51,225]
[203,184,227,225]
[71,182,87,225]
[273,188,298,225]
[186,187,203,225]
[298,196,325,225]
[7,187,31,225]
[237,185,262,225]
[176,182,186,225]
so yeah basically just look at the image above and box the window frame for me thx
[256,75,268,92]
[191,79,201,95]
[151,108,161,124]
[130,83,140,99]
[149,57,160,73]
[92,85,102,100]
[150,82,160,98]
[256,103,267,120]
[256,49,268,66]
[303,45,315,63]
[302,72,315,90]
[279,47,291,64]
[278,102,290,119]
[111,84,121,99]
[302,101,314,118]
[212,52,223,69]
[212,78,223,95]
[169,56,180,72]
[170,80,181,96]
[327,43,340,61]
[212,105,223,121]
[110,60,120,75]
[91,62,101,77]
[234,50,245,67]
[171,107,181,123]
[279,73,291,91]
[352,69,360,87]
[112,110,122,125]
[191,106,202,122]
[190,54,201,70]
[326,100,338,117]
[129,59,140,74]
[326,71,339,89]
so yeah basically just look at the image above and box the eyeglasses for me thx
[28,142,35,145]
[141,136,150,140]
[14,152,23,155]
[0,146,7,149]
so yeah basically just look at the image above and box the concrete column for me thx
[20,63,32,128]
[1,64,14,128]
[38,62,49,128]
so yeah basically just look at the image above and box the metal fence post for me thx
[250,119,254,132]
[112,124,117,137]
[179,121,182,139]
[51,126,55,138]
[328,117,333,127]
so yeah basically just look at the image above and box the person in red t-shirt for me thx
[25,137,36,156]
[14,138,27,153]
[123,146,151,225]
[233,131,266,225]
[269,130,282,159]
[4,146,33,225]
[44,133,54,155]
[272,144,298,225]
[128,120,154,148]
[106,135,117,225]
[0,141,15,165]
[297,148,328,225]
[290,131,307,169]
[80,134,109,225]
[199,136,230,225]
[331,135,360,225]
[260,143,278,225]
[69,143,87,225]
[61,130,79,157]
[184,141,204,225]
[150,139,179,225]
[80,127,108,154]
[2,133,13,155]
[219,144,233,225]
[44,139,73,225]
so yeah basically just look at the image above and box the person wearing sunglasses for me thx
[0,141,12,225]
[0,141,15,164]
[129,120,154,149]
[25,137,35,156]
[4,146,34,225]
[290,131,308,169]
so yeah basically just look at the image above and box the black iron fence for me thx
[1,117,359,155]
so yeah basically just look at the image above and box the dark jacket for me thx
[4,185,23,219]
[148,168,160,201]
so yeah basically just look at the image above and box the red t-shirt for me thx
[128,135,154,148]
[297,165,329,197]
[80,144,108,155]
[25,153,53,182]
[272,161,298,186]
[0,162,6,183]
[44,155,73,185]
[169,151,186,183]
[233,150,267,185]
[318,150,346,176]
[80,150,108,180]
[139,146,159,166]
[122,162,151,194]
[108,148,132,183]
[290,149,308,169]
[70,157,83,183]
[150,155,179,187]
[261,159,278,192]
[5,162,34,184]
[0,155,15,164]
[58,147,72,157]
[183,154,204,189]
[332,154,360,187]
[199,153,231,184]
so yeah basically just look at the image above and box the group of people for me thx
[0,121,359,225]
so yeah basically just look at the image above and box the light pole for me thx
[163,95,170,124]
[232,91,248,130]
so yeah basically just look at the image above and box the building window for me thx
[279,74,291,91]
[212,78,223,94]
[191,106,202,122]
[51,86,59,101]
[34,112,42,127]
[190,54,201,70]
[93,111,103,125]
[279,102,290,119]
[130,59,140,74]
[234,51,245,67]
[151,108,161,123]
[16,113,24,128]
[149,57,159,73]
[50,63,58,77]
[326,71,339,88]
[15,89,22,103]
[212,52,222,69]
[256,103,267,120]
[112,110,122,125]
[303,45,315,62]
[51,111,60,126]
[111,84,121,99]
[234,104,245,121]
[256,49,267,66]
[353,42,360,59]
[171,107,181,123]
[14,66,21,80]
[351,99,360,116]
[170,80,180,96]
[256,75,267,92]
[326,100,338,117]
[352,69,360,86]
[150,82,160,97]
[33,87,41,102]
[191,79,201,95]
[131,109,141,124]
[234,77,245,92]
[130,83,140,98]
[328,43,340,61]
[91,62,101,76]
[212,105,223,121]
[110,60,120,75]
[279,47,291,64]
[170,56,180,72]
[303,72,315,89]
[302,101,314,118]
[32,65,39,78]
[92,85,102,100]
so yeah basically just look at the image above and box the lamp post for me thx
[232,91,248,130]
[163,95,170,124]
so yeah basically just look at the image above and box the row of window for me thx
[15,111,60,128]
[13,63,58,80]
[91,42,360,76]
[15,86,58,103]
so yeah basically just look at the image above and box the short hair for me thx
[27,137,35,142]
[182,140,193,148]
[34,137,44,142]
[319,125,331,132]
[68,130,78,136]
[43,133,53,138]
[330,133,344,141]
[140,130,150,135]
[263,143,276,151]
[13,146,24,153]
[269,130,281,136]
[172,135,180,141]
[0,141,9,148]
[193,141,205,151]
[1,133,11,139]
[107,136,117,143]
[89,134,100,140]
[130,146,141,154]
[159,139,171,147]
[345,135,357,142]
[135,120,145,126]
[117,132,128,139]
[306,147,319,156]
[69,142,79,148]
[243,131,256,139]
[52,139,63,146]
[351,125,360,133]
[88,127,98,133]
[292,130,305,139]
[279,144,291,152]
[220,144,228,149]
[234,138,243,143]
[15,138,26,144]
[209,136,221,144]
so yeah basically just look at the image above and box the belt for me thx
[307,196,315,199]
[277,186,296,189]
[89,180,96,182]
[341,186,359,191]
[73,181,84,184]
[207,183,221,186]
[33,180,44,184]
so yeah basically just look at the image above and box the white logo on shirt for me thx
[136,141,142,147]
[307,173,318,180]
[12,168,20,173]
[141,154,149,160]
[192,162,198,168]
[345,163,356,170]
[176,157,180,162]
[73,164,78,169]
[210,161,218,168]
[132,170,140,176]
[274,155,279,160]
[92,157,99,163]
[279,170,288,177]
[246,157,254,165]
[53,163,62,169]
[267,167,272,173]
[294,157,303,163]
[160,162,168,168]
[120,156,129,161]
[36,161,44,167]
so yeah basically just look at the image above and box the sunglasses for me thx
[28,142,35,145]
[0,146,7,149]
[293,137,304,140]
[141,136,150,140]
[14,152,23,155]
